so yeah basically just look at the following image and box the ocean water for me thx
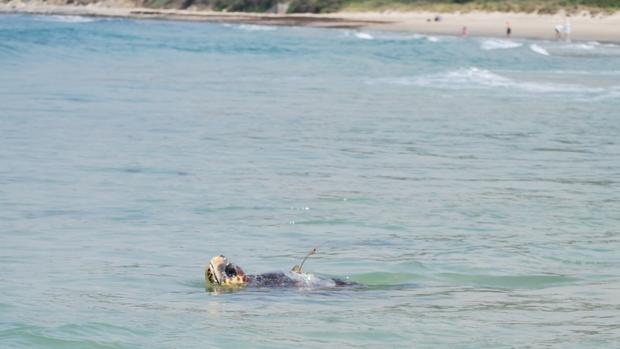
[1,14,620,348]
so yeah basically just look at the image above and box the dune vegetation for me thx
[339,0,620,14]
[34,0,620,14]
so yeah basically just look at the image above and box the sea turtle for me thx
[205,252,355,289]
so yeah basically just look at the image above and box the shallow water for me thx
[1,14,620,348]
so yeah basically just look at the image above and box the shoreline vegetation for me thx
[1,0,619,42]
[343,1,620,15]
[5,0,620,14]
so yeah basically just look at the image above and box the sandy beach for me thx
[1,2,619,42]
[340,10,620,42]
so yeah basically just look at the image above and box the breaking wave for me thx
[354,32,374,40]
[530,44,550,56]
[33,15,97,23]
[232,24,277,31]
[343,30,374,40]
[370,67,619,97]
[529,41,620,57]
[480,39,522,50]
[588,41,619,48]
[344,31,447,43]
[396,33,444,42]
[555,42,620,57]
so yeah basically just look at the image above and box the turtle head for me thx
[206,255,248,287]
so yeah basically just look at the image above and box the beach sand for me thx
[1,2,619,42]
[337,11,620,42]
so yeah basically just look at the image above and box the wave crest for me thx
[34,15,97,23]
[371,67,618,95]
[480,39,522,50]
[530,44,550,56]
[234,24,277,31]
[354,32,374,40]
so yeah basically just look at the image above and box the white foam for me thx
[566,43,596,50]
[530,44,550,56]
[408,33,426,40]
[349,31,396,40]
[34,15,96,23]
[410,34,444,42]
[349,32,446,43]
[586,41,618,47]
[424,67,513,88]
[480,39,522,50]
[370,68,507,89]
[287,272,336,288]
[541,41,620,57]
[371,67,609,95]
[235,24,276,32]
[354,32,374,40]
[397,33,434,41]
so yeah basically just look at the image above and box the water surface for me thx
[1,14,620,348]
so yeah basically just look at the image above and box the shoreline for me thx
[1,4,619,42]
[0,4,388,29]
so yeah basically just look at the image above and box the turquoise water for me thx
[1,14,620,348]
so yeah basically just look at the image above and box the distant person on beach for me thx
[555,18,572,41]
[555,24,563,40]
[461,26,468,37]
[563,18,571,42]
[506,22,511,37]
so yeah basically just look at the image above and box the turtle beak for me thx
[206,255,229,286]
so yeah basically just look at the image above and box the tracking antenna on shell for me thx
[291,248,317,273]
